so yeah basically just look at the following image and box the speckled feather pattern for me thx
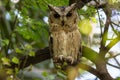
[48,3,82,66]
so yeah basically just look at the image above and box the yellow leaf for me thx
[91,17,97,23]
[108,0,119,4]
[78,19,92,36]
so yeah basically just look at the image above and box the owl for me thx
[48,3,81,67]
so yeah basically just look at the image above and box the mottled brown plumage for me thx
[48,3,81,67]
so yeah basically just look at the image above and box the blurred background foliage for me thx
[0,0,120,80]
[0,0,71,80]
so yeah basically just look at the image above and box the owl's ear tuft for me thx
[70,3,77,10]
[48,4,55,11]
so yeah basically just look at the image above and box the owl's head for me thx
[48,3,79,27]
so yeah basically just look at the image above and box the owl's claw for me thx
[53,55,64,63]
[66,56,74,64]
[59,55,64,61]
[54,55,77,65]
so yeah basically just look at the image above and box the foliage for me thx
[0,0,120,80]
[78,19,93,36]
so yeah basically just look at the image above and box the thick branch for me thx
[10,47,50,69]
[9,46,101,79]
[10,46,99,69]
[95,4,114,80]
[78,63,100,78]
[82,46,99,64]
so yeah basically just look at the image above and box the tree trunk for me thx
[96,59,114,80]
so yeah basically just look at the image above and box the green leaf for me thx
[6,69,13,75]
[25,44,32,49]
[42,71,48,77]
[29,51,35,57]
[15,48,23,53]
[12,57,19,64]
[1,57,11,66]
[57,71,66,79]
[1,39,9,46]
[3,39,9,45]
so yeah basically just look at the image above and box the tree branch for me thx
[10,46,100,69]
[78,63,100,78]
[95,4,115,80]
[82,46,99,64]
[69,0,92,8]
[10,47,50,69]
[107,62,120,69]
[9,46,102,79]
[106,36,120,52]
[69,0,107,9]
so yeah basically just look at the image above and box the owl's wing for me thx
[78,35,82,59]
[49,34,54,58]
[79,40,82,57]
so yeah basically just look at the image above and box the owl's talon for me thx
[53,55,64,63]
[66,56,74,64]
[59,55,64,61]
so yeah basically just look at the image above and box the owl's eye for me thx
[66,12,72,17]
[54,13,60,18]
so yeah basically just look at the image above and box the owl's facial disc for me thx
[52,12,65,26]
[66,12,72,17]
[48,3,77,26]
[54,13,60,18]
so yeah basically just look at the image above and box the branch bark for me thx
[95,4,114,80]
[69,0,107,9]
[78,63,100,78]
[10,47,50,69]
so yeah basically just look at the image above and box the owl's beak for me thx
[61,20,64,26]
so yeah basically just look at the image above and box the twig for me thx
[110,22,119,36]
[111,21,120,27]
[97,8,103,37]
[99,5,111,57]
[109,52,120,67]
[107,62,120,69]
[106,52,120,60]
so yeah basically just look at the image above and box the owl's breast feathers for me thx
[49,26,81,65]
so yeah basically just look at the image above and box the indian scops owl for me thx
[48,3,82,67]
